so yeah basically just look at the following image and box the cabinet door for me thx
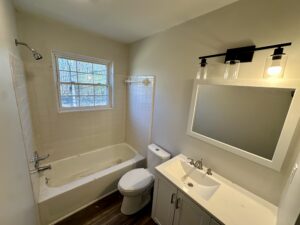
[152,177,178,225]
[173,190,211,225]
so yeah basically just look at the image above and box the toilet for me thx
[118,144,170,215]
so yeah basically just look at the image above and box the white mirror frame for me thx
[187,78,300,171]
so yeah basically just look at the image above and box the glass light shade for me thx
[224,60,240,79]
[263,54,287,79]
[196,65,208,80]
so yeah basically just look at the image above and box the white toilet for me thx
[118,144,170,215]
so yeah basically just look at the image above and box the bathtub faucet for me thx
[30,164,51,174]
[37,165,52,172]
[31,151,50,168]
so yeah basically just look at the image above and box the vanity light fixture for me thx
[196,58,208,80]
[263,47,288,79]
[224,60,240,79]
[198,42,292,80]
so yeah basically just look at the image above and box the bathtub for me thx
[38,143,144,225]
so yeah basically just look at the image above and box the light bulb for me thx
[196,70,201,80]
[224,60,240,79]
[196,66,207,80]
[196,59,208,80]
[263,47,287,79]
[267,66,282,76]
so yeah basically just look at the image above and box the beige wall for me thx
[277,143,300,225]
[16,11,129,161]
[129,0,300,205]
[0,0,38,224]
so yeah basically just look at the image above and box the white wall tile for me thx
[125,76,155,156]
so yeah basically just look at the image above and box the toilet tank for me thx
[147,144,171,175]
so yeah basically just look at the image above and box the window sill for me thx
[58,106,113,113]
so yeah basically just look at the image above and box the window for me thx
[52,51,113,112]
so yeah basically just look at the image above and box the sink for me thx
[162,158,220,200]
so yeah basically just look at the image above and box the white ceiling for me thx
[13,0,238,43]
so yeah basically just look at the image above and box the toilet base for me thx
[120,191,151,215]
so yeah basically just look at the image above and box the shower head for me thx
[15,39,43,60]
[32,50,43,60]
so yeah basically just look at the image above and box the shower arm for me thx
[15,39,35,51]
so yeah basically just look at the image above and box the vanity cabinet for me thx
[173,191,211,225]
[152,175,223,225]
[152,176,177,225]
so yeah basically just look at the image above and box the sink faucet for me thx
[194,159,203,170]
[187,158,203,170]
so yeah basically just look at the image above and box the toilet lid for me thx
[119,168,154,191]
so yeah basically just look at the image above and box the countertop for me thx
[155,154,278,225]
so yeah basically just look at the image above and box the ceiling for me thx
[13,0,238,43]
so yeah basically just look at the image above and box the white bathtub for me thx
[38,143,144,225]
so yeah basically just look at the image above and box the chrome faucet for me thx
[30,151,51,173]
[37,165,52,172]
[187,158,203,170]
[31,151,50,167]
[194,159,203,170]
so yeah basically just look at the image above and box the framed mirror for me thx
[187,79,300,171]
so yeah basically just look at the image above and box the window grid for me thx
[54,54,112,111]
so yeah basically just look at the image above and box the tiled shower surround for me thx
[10,54,39,202]
[126,76,155,156]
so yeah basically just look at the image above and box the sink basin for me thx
[162,158,220,200]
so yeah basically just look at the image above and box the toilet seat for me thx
[118,168,154,195]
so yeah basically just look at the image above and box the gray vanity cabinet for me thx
[173,190,211,225]
[152,175,223,225]
[152,176,177,225]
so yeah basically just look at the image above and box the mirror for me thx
[187,80,300,171]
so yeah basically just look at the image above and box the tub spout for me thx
[37,165,52,172]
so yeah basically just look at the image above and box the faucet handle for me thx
[37,153,50,161]
[31,151,50,163]
[194,158,203,170]
[187,158,195,166]
[206,168,212,175]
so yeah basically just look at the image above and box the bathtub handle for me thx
[31,151,50,163]
[31,151,50,169]
[170,193,176,204]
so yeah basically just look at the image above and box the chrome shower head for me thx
[32,50,43,60]
[15,39,43,60]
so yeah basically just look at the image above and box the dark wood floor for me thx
[56,191,156,225]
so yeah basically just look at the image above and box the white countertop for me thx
[155,154,278,225]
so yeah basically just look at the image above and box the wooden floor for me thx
[56,192,156,225]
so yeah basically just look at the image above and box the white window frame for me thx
[52,50,114,113]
